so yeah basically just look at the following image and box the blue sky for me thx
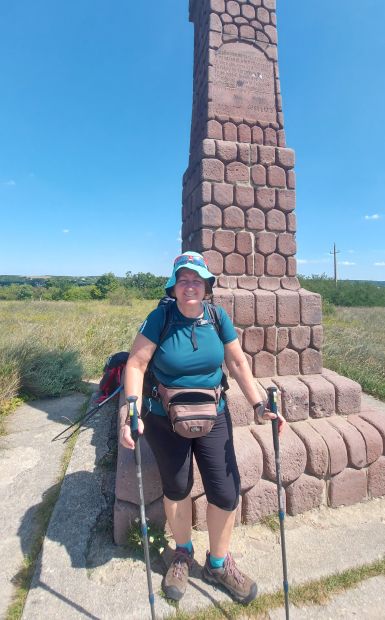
[0,0,384,280]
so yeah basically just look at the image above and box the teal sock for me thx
[209,553,225,569]
[176,540,193,554]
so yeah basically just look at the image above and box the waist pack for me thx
[157,383,222,438]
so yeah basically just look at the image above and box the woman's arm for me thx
[120,333,157,450]
[224,338,285,433]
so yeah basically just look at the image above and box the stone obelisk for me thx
[113,0,385,544]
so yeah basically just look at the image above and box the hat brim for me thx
[165,264,215,296]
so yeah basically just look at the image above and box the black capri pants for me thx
[143,407,240,511]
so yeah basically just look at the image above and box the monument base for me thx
[114,374,385,545]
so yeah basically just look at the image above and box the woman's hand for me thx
[120,418,145,450]
[261,409,286,436]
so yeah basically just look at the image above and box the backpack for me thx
[98,297,226,402]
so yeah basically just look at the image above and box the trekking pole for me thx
[126,395,156,620]
[267,386,289,620]
[52,384,123,442]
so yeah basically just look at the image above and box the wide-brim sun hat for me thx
[165,251,215,296]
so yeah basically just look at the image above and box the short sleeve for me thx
[217,306,238,344]
[138,307,165,345]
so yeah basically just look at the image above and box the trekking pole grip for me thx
[126,395,140,444]
[267,386,279,450]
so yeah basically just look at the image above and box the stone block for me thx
[258,145,276,165]
[276,289,300,325]
[243,326,264,354]
[114,497,165,545]
[287,256,297,276]
[258,276,280,290]
[286,474,324,516]
[276,189,295,212]
[209,12,223,33]
[225,252,245,275]
[116,437,162,504]
[242,4,256,19]
[216,140,237,162]
[225,379,255,426]
[276,147,295,168]
[368,456,385,498]
[233,426,264,490]
[299,289,322,325]
[311,325,323,349]
[266,253,286,277]
[256,231,276,255]
[210,0,226,13]
[273,376,309,421]
[327,416,367,469]
[207,120,223,140]
[277,348,299,375]
[199,203,222,227]
[213,229,235,253]
[202,138,216,157]
[236,231,253,254]
[257,6,270,23]
[290,326,311,351]
[298,375,335,418]
[251,164,266,186]
[246,207,265,230]
[203,249,224,275]
[195,228,214,251]
[201,158,225,182]
[227,1,241,16]
[264,127,277,146]
[251,423,307,483]
[291,420,328,477]
[235,185,255,208]
[287,170,296,189]
[277,327,289,351]
[277,232,296,256]
[238,123,251,142]
[240,24,255,39]
[238,275,259,290]
[254,289,276,325]
[255,187,275,210]
[263,0,276,9]
[281,276,300,291]
[309,418,348,475]
[242,479,285,524]
[223,206,245,228]
[266,209,286,231]
[348,415,383,464]
[265,326,277,353]
[252,126,264,144]
[212,288,234,319]
[212,182,234,206]
[223,122,237,141]
[253,351,276,377]
[322,368,361,414]
[300,348,323,375]
[254,253,265,276]
[329,468,367,508]
[359,409,385,452]
[238,142,250,164]
[217,275,237,288]
[226,161,249,183]
[267,165,286,187]
[234,289,255,326]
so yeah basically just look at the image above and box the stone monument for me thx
[113,0,385,544]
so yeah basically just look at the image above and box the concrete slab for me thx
[0,393,87,619]
[21,391,385,620]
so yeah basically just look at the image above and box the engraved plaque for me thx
[212,42,276,123]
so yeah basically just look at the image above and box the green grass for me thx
[5,401,87,620]
[323,307,385,401]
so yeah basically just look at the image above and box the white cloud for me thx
[62,229,70,234]
[2,179,16,186]
[297,258,331,265]
[374,261,385,267]
[339,261,355,266]
[364,214,381,220]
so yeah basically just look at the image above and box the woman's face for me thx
[173,268,206,307]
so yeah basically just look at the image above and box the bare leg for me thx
[163,495,192,546]
[206,503,236,557]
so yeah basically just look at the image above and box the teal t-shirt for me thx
[139,302,237,416]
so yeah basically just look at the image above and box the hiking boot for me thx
[162,547,194,601]
[202,552,257,604]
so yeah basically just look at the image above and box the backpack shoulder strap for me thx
[203,301,221,336]
[157,298,176,344]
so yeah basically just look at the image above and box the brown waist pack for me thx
[157,383,222,438]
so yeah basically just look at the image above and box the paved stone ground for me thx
[1,392,385,619]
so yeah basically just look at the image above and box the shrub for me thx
[19,347,83,398]
[0,350,20,408]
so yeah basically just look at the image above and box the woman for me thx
[122,251,285,604]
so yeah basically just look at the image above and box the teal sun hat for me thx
[165,251,215,296]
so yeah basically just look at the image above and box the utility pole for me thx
[330,242,340,286]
